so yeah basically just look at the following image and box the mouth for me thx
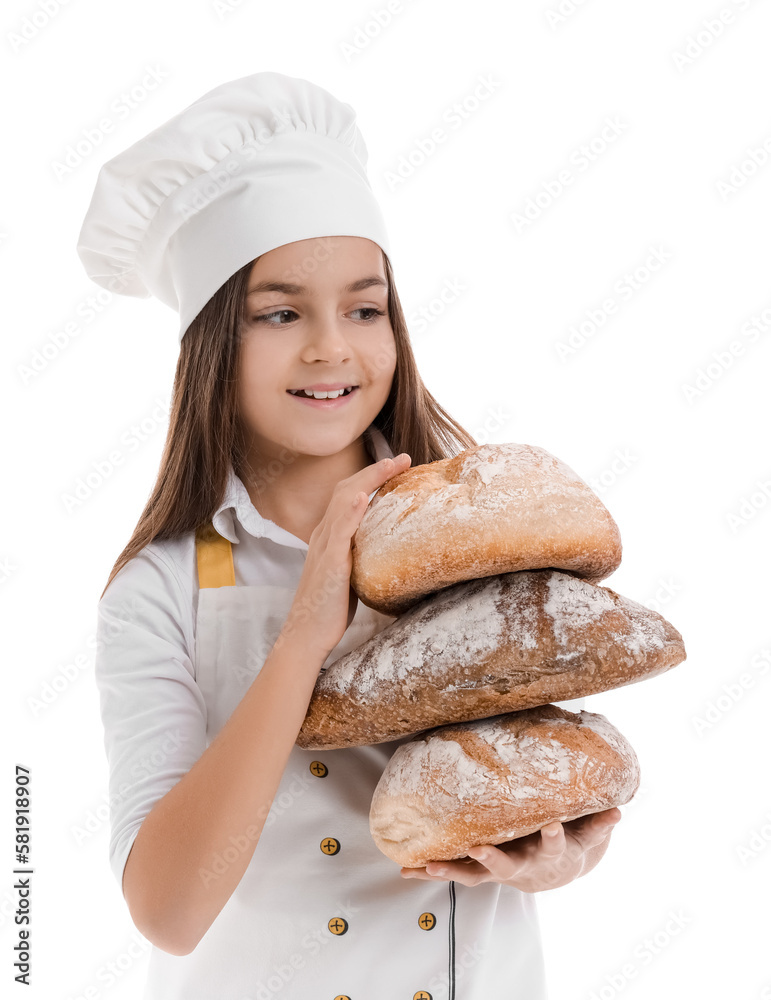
[287,385,359,400]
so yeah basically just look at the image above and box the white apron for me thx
[140,523,549,1000]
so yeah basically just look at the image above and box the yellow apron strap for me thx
[195,522,235,589]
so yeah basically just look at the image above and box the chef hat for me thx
[76,71,392,342]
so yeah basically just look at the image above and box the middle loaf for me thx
[296,568,686,750]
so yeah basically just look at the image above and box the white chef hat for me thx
[76,71,392,342]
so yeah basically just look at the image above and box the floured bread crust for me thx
[369,704,640,867]
[351,443,623,616]
[296,569,686,750]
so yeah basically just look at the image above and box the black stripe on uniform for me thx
[448,880,457,1000]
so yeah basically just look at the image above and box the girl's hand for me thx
[281,452,411,659]
[400,808,622,892]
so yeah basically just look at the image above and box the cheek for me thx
[240,332,285,386]
[237,343,275,414]
[364,332,397,386]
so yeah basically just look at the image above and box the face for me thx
[237,236,397,463]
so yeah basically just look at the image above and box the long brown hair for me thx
[100,250,477,599]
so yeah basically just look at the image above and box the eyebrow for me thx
[246,276,388,297]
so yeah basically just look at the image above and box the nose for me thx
[299,312,352,363]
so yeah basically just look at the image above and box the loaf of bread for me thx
[369,704,640,867]
[296,569,685,750]
[351,442,623,616]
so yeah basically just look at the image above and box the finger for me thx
[401,858,490,884]
[348,455,412,515]
[585,807,622,827]
[568,809,622,849]
[338,487,374,526]
[590,807,622,833]
[400,866,450,881]
[349,454,411,496]
[537,822,567,858]
[425,858,494,886]
[466,845,524,882]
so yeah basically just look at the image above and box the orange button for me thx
[320,837,341,855]
[418,912,436,931]
[328,917,349,936]
[414,992,433,1000]
[310,761,328,777]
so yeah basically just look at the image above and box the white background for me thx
[3,0,770,998]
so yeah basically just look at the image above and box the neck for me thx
[239,433,373,543]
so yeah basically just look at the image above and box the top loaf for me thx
[351,442,623,616]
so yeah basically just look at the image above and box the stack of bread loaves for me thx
[296,443,686,867]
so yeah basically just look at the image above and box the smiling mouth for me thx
[287,386,358,400]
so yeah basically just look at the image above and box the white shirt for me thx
[95,423,581,997]
[95,424,396,893]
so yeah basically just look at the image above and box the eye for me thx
[352,308,386,321]
[251,309,298,326]
[251,307,386,326]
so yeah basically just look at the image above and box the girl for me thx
[79,71,620,1000]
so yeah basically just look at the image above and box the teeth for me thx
[290,387,354,399]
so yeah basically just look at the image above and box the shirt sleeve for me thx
[94,541,207,898]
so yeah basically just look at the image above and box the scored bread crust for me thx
[296,569,686,750]
[369,705,640,868]
[351,442,623,616]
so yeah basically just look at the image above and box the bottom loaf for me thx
[369,704,640,868]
